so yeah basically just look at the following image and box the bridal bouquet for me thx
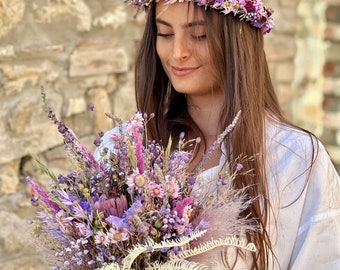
[27,92,256,269]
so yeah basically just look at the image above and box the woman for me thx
[100,0,340,268]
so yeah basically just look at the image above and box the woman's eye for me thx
[157,33,173,38]
[192,34,207,40]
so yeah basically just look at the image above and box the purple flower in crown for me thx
[126,0,275,34]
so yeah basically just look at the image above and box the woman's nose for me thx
[173,36,191,62]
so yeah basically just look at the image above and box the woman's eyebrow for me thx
[156,18,172,27]
[186,20,205,27]
[156,18,205,28]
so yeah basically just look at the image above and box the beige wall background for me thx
[0,0,339,268]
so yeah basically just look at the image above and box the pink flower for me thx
[126,111,144,134]
[95,231,110,246]
[149,183,164,198]
[108,227,129,244]
[165,177,180,198]
[174,197,193,218]
[182,205,193,225]
[127,171,147,192]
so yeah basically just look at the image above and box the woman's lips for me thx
[171,66,198,77]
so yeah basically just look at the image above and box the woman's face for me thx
[155,1,219,97]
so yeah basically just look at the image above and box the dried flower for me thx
[28,97,256,270]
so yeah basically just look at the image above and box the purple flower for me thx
[236,163,244,171]
[30,194,39,207]
[125,200,143,217]
[134,129,145,173]
[95,195,128,218]
[106,215,130,231]
[27,178,60,214]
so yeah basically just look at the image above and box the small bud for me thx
[236,163,244,171]
[30,194,39,207]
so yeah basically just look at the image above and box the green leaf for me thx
[30,152,59,185]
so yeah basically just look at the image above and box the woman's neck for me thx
[186,93,225,173]
[186,93,224,138]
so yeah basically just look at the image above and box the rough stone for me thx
[0,209,47,270]
[0,45,15,58]
[69,47,129,77]
[0,210,32,253]
[34,0,91,31]
[93,6,127,29]
[64,97,87,117]
[0,92,63,164]
[293,90,324,135]
[325,22,340,41]
[323,111,340,130]
[324,77,340,96]
[88,87,114,133]
[0,0,25,38]
[113,71,137,121]
[0,160,20,195]
[8,101,33,136]
[0,62,59,96]
[81,75,109,88]
[276,62,295,83]
[326,42,340,62]
[264,35,296,61]
[274,7,299,33]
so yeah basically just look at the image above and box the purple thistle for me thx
[27,178,60,214]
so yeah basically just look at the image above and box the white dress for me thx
[189,120,340,269]
[96,119,340,269]
[264,120,340,270]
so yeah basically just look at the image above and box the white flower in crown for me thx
[126,0,274,34]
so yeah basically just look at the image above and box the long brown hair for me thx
[135,3,315,269]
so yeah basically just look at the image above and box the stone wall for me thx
[0,1,144,268]
[323,0,340,169]
[0,0,339,269]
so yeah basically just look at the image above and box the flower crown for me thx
[127,0,274,34]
